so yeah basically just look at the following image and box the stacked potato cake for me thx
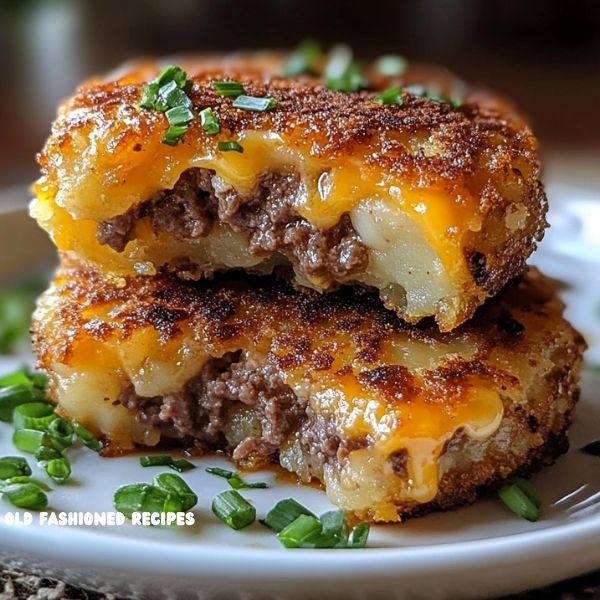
[30,51,585,522]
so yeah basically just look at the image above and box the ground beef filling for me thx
[97,168,369,282]
[116,351,359,466]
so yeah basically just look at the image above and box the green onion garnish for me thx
[263,498,315,532]
[375,86,404,106]
[498,478,541,522]
[12,429,45,454]
[0,369,34,389]
[212,490,256,530]
[1,482,48,510]
[0,456,31,480]
[348,522,370,548]
[140,455,173,468]
[283,39,322,77]
[170,458,196,473]
[212,80,246,97]
[12,402,56,431]
[154,473,197,511]
[0,476,51,491]
[0,384,45,423]
[113,483,184,519]
[217,141,244,153]
[139,65,195,146]
[44,457,71,484]
[200,107,220,136]
[163,125,189,146]
[72,420,101,452]
[35,444,62,462]
[206,467,268,489]
[325,44,366,93]
[277,514,323,548]
[374,54,408,77]
[319,510,349,546]
[45,418,73,451]
[232,95,277,112]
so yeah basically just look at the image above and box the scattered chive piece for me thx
[165,105,194,127]
[277,514,323,548]
[45,457,71,484]
[154,473,197,511]
[217,141,244,153]
[283,39,322,77]
[375,86,404,105]
[319,510,349,547]
[263,498,315,532]
[581,440,600,456]
[325,44,366,93]
[348,522,370,548]
[12,429,45,454]
[212,490,256,530]
[212,80,246,97]
[374,54,408,77]
[0,456,31,480]
[0,384,45,423]
[0,476,51,491]
[140,455,173,468]
[139,81,160,109]
[232,95,277,112]
[170,458,196,473]
[498,478,540,522]
[13,402,55,432]
[156,65,190,89]
[162,125,189,146]
[1,482,48,510]
[205,467,267,489]
[199,107,220,136]
[35,444,62,463]
[113,483,183,519]
[0,369,33,390]
[72,420,102,452]
[45,418,74,451]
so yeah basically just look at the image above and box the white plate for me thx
[1,183,599,600]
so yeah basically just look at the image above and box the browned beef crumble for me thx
[97,168,369,282]
[116,350,361,467]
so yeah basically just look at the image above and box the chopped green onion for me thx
[375,86,404,106]
[72,420,102,452]
[263,498,315,532]
[155,65,190,90]
[374,54,408,77]
[113,483,183,519]
[154,473,197,511]
[162,125,189,146]
[165,105,194,127]
[212,490,256,530]
[159,84,193,110]
[139,81,159,109]
[200,107,220,136]
[283,39,322,77]
[319,510,349,546]
[46,418,73,451]
[581,440,600,456]
[45,457,71,484]
[0,384,44,423]
[325,44,366,93]
[206,467,267,489]
[0,476,51,491]
[170,458,196,473]
[213,80,246,97]
[217,141,244,153]
[13,402,56,431]
[498,479,540,522]
[0,456,31,480]
[1,482,48,510]
[140,455,173,468]
[232,95,277,112]
[277,514,323,548]
[348,522,370,548]
[35,444,62,462]
[0,369,34,389]
[29,372,48,390]
[12,429,45,454]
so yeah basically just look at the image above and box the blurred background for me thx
[1,0,599,189]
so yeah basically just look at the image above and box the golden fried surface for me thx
[32,262,584,521]
[32,53,547,330]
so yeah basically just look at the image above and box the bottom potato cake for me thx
[32,262,585,522]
